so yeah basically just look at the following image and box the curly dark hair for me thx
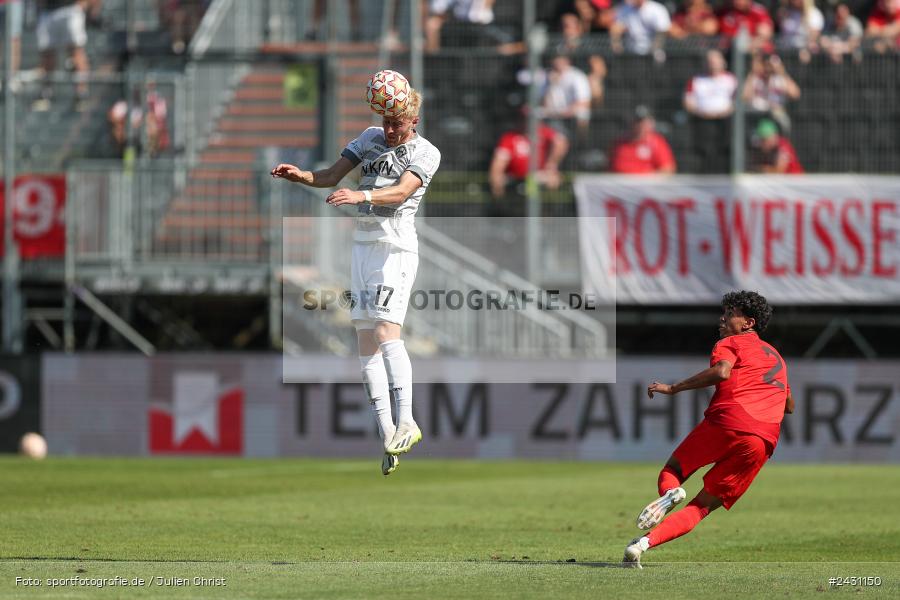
[721,290,773,333]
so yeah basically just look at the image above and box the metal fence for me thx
[0,72,184,174]
[66,161,271,270]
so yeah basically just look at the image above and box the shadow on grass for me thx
[496,559,641,569]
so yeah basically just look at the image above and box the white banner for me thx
[574,175,900,304]
[41,354,900,462]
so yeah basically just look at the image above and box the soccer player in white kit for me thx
[271,84,440,476]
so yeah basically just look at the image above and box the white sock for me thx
[380,339,414,426]
[359,353,394,443]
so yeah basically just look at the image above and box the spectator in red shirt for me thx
[488,111,569,214]
[717,0,774,50]
[609,107,676,174]
[865,0,900,50]
[669,0,719,39]
[555,0,616,32]
[750,119,804,174]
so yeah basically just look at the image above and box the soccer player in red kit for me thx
[623,291,793,568]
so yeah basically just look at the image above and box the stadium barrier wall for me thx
[0,356,41,453]
[41,353,900,462]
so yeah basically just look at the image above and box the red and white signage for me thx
[574,175,900,304]
[0,174,66,259]
[149,371,243,455]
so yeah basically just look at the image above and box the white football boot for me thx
[386,421,422,456]
[636,487,687,530]
[381,453,399,476]
[623,536,650,569]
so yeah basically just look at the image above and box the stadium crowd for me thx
[428,0,899,56]
[3,0,897,173]
[420,0,896,201]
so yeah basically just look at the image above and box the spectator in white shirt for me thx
[610,0,671,56]
[777,0,824,61]
[684,49,738,119]
[540,53,593,141]
[426,0,500,52]
[742,52,801,132]
[684,49,737,173]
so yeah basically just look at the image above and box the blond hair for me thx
[393,88,422,120]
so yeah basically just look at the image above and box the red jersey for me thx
[717,4,773,38]
[753,136,804,173]
[867,6,900,46]
[776,137,803,173]
[868,5,900,27]
[494,125,560,180]
[704,331,790,447]
[610,133,675,174]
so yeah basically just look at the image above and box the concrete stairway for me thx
[156,65,319,261]
[157,45,383,263]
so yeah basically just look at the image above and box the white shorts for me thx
[350,242,418,328]
[37,4,87,51]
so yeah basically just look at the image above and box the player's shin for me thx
[380,339,413,425]
[646,499,711,548]
[360,353,395,445]
[658,465,684,496]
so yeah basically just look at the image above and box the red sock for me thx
[647,500,710,548]
[657,465,683,496]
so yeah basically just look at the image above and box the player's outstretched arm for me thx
[270,157,355,188]
[647,360,733,397]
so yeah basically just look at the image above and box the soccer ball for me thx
[366,70,411,117]
[19,432,47,459]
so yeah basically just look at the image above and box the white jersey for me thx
[342,127,441,253]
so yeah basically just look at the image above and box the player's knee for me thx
[665,457,684,480]
[355,324,378,355]
[693,490,723,512]
[373,322,401,345]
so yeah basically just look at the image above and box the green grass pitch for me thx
[0,457,898,598]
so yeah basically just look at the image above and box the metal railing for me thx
[66,161,269,271]
[2,71,184,173]
[188,0,265,56]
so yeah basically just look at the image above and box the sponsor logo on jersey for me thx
[362,158,394,177]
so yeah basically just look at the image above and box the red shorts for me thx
[671,419,773,510]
